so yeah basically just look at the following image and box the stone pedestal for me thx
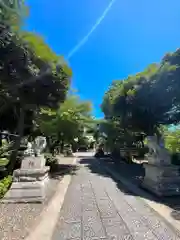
[142,163,180,196]
[141,136,180,197]
[2,155,50,203]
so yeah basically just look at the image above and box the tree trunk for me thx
[7,107,25,174]
[141,140,144,148]
[154,127,162,144]
[147,124,155,137]
[60,139,64,154]
[0,134,2,147]
[45,136,51,152]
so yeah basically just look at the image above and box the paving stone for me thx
[52,221,81,239]
[102,214,123,226]
[124,195,180,239]
[82,209,100,222]
[82,199,97,211]
[105,222,133,240]
[60,200,82,222]
[93,171,158,239]
[52,156,180,240]
[99,206,118,218]
[82,193,95,201]
[91,184,109,200]
[84,237,107,240]
[82,210,106,238]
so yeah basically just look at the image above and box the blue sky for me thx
[25,0,180,117]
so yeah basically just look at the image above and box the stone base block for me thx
[13,166,50,182]
[141,163,180,197]
[1,177,49,203]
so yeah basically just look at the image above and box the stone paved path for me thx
[52,156,180,240]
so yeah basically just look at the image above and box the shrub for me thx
[44,153,58,167]
[0,175,12,198]
[0,142,12,163]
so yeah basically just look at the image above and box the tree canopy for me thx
[102,50,180,137]
[35,95,94,152]
[0,24,71,136]
[101,48,180,153]
[0,6,73,171]
[0,0,29,29]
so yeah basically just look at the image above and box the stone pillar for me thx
[2,155,50,203]
[141,136,180,196]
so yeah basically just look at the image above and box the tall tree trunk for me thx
[45,136,51,153]
[7,106,25,174]
[60,139,64,154]
[141,140,144,148]
[155,126,161,139]
[147,124,155,137]
[0,134,2,147]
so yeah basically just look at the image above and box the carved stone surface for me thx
[24,141,34,157]
[142,136,180,196]
[24,136,47,157]
[2,154,50,203]
[2,179,49,203]
[32,136,47,157]
[21,155,46,169]
[13,167,49,182]
[146,136,171,165]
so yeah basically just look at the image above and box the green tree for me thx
[0,0,29,29]
[0,24,71,172]
[102,59,180,137]
[163,128,180,153]
[36,95,93,153]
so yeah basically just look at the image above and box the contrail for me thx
[67,0,116,60]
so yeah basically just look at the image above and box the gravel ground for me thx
[0,175,61,240]
[0,155,76,240]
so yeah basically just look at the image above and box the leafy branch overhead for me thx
[102,50,180,137]
[0,25,71,110]
[0,2,74,172]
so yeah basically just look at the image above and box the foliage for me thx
[0,141,12,165]
[0,24,71,114]
[36,95,93,152]
[163,127,180,165]
[99,119,123,149]
[164,129,180,153]
[102,49,180,141]
[0,21,71,172]
[0,175,12,198]
[0,2,95,173]
[21,31,72,77]
[44,153,58,167]
[0,0,29,29]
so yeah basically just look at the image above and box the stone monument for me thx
[141,136,180,196]
[2,136,50,203]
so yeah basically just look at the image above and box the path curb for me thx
[25,157,77,240]
[101,160,180,234]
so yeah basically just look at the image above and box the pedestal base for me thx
[2,166,50,203]
[141,163,180,197]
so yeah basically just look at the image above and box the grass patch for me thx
[0,175,12,198]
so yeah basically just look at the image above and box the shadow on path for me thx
[49,164,79,180]
[79,157,180,221]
